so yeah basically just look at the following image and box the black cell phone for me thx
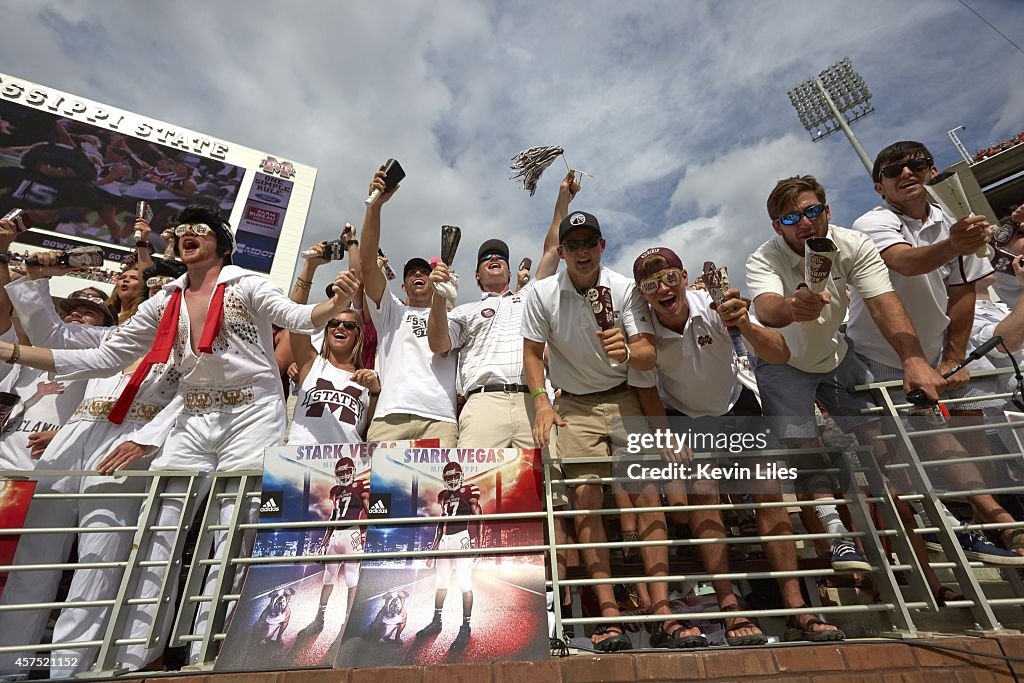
[990,247,1022,275]
[519,257,532,272]
[382,158,406,191]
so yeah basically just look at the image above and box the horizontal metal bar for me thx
[0,560,125,572]
[554,565,909,586]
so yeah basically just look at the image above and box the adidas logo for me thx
[368,499,388,515]
[260,497,280,513]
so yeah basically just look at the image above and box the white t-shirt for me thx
[448,282,535,395]
[287,357,371,444]
[521,267,656,395]
[847,204,993,368]
[652,290,742,416]
[746,224,893,373]
[0,366,86,471]
[366,290,457,423]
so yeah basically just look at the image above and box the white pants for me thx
[322,528,362,589]
[435,530,474,593]
[120,399,286,670]
[0,418,147,679]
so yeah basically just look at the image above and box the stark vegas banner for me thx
[215,441,434,673]
[333,447,547,668]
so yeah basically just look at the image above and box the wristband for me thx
[295,277,312,290]
[7,343,19,365]
[531,387,546,399]
[622,345,631,365]
[346,239,360,247]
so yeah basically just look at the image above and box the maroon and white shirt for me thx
[329,479,369,522]
[437,484,481,535]
[287,357,370,445]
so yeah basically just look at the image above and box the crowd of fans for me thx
[0,142,1022,677]
[974,130,1024,161]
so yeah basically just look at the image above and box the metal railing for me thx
[0,370,1022,678]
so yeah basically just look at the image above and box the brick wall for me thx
[146,635,1024,683]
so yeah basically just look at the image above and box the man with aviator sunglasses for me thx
[632,245,788,646]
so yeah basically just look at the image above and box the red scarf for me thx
[108,283,225,424]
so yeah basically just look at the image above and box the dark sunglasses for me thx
[478,251,507,263]
[561,235,601,252]
[326,319,359,331]
[777,203,826,226]
[878,157,932,180]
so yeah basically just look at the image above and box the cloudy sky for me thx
[1,0,1022,300]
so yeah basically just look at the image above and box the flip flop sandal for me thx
[723,610,769,646]
[592,624,632,652]
[649,624,708,649]
[785,615,845,642]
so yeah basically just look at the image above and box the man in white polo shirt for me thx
[747,175,950,620]
[847,141,1024,560]
[359,168,458,446]
[632,245,790,645]
[522,210,678,652]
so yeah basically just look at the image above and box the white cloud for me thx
[0,0,1021,301]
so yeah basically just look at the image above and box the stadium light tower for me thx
[788,57,875,177]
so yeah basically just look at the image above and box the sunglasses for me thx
[639,269,684,294]
[561,235,601,252]
[146,276,173,288]
[173,223,214,237]
[327,319,360,331]
[878,157,932,180]
[478,251,507,263]
[777,203,826,226]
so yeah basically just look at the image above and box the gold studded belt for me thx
[183,386,256,413]
[73,397,163,424]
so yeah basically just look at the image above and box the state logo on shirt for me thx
[697,334,713,348]
[302,379,364,425]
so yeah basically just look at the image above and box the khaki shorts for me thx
[458,391,568,507]
[367,413,458,447]
[553,385,644,483]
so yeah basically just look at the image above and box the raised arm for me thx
[535,170,580,280]
[289,240,331,381]
[427,262,454,354]
[358,168,400,307]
